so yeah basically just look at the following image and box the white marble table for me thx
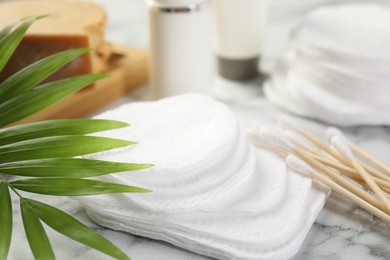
[8,0,390,259]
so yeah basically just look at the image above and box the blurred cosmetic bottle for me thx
[214,0,267,80]
[147,0,213,98]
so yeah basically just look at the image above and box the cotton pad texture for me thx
[264,4,390,126]
[79,94,328,260]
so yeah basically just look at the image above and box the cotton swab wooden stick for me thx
[326,127,390,182]
[286,155,390,224]
[295,148,388,213]
[331,136,390,213]
[283,128,390,188]
[283,130,320,154]
[306,152,390,190]
[252,126,388,212]
[280,116,390,182]
[247,123,291,156]
[351,143,390,175]
[327,127,390,176]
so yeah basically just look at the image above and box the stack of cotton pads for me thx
[264,4,390,126]
[79,94,328,260]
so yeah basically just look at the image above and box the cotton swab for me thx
[280,116,390,182]
[327,127,390,177]
[295,148,388,212]
[252,127,389,211]
[307,153,390,190]
[279,116,348,160]
[251,118,390,221]
[331,136,390,213]
[249,125,294,156]
[286,155,390,224]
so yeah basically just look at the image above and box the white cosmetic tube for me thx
[214,0,267,80]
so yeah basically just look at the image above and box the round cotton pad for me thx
[296,4,390,60]
[87,94,240,193]
[265,53,390,125]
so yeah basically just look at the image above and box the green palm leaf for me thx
[0,74,107,127]
[25,199,130,260]
[0,180,12,260]
[0,158,153,178]
[0,16,143,260]
[0,48,91,104]
[20,199,55,260]
[0,119,129,146]
[0,16,45,73]
[0,135,135,161]
[10,178,150,195]
[0,20,18,41]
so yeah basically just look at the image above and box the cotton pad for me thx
[265,4,390,126]
[295,4,390,60]
[83,151,325,260]
[79,94,328,260]
[84,94,249,212]
[265,53,390,126]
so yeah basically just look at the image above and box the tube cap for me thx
[217,56,259,80]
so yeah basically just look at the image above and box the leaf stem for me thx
[7,180,23,199]
[1,175,23,198]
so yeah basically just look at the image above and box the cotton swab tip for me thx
[259,125,294,152]
[286,155,313,177]
[326,127,346,142]
[331,135,354,160]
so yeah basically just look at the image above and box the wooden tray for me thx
[13,45,148,125]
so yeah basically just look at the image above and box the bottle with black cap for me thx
[147,0,212,98]
[214,0,267,80]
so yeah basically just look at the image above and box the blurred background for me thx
[80,0,390,73]
[2,0,389,73]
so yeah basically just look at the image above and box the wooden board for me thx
[13,45,148,125]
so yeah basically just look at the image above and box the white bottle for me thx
[147,0,213,98]
[214,0,267,80]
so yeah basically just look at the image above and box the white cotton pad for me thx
[83,94,247,210]
[292,53,390,106]
[84,155,327,260]
[296,4,390,61]
[88,93,239,177]
[80,148,286,215]
[264,51,390,126]
[265,4,390,126]
[79,94,329,260]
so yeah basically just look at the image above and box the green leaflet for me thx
[0,16,149,260]
[0,16,44,73]
[21,199,55,260]
[0,20,18,41]
[0,48,91,104]
[0,74,107,127]
[0,119,129,146]
[0,181,12,260]
[10,178,150,195]
[0,135,135,161]
[25,199,130,260]
[0,158,153,178]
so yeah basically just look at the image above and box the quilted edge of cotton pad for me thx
[80,152,314,250]
[84,172,328,260]
[109,127,249,197]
